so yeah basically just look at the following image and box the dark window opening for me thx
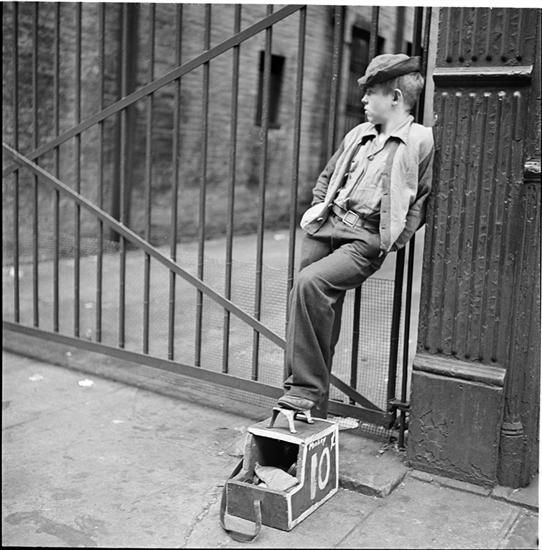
[255,51,285,129]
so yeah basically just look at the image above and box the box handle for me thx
[220,458,262,543]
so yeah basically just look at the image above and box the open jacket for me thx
[300,116,434,252]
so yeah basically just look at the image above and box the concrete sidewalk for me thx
[2,348,538,548]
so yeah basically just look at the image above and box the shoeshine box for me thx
[226,415,339,531]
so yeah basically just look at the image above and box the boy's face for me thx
[361,85,395,126]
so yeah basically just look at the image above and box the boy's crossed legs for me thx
[280,215,387,413]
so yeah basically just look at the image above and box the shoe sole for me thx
[277,400,314,412]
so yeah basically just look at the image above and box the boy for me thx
[277,53,434,415]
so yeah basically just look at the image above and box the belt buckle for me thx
[342,210,360,228]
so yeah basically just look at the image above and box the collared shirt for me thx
[334,117,414,217]
[301,115,434,252]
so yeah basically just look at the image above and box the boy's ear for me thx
[392,88,403,103]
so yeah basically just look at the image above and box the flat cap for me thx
[357,54,421,88]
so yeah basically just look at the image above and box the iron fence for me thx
[3,3,432,443]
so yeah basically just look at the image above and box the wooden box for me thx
[226,415,339,531]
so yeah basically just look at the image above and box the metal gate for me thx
[2,3,432,445]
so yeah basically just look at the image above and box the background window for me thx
[255,51,285,129]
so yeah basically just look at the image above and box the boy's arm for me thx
[391,146,434,251]
[311,140,346,205]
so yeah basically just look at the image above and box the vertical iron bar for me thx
[384,5,406,413]
[286,6,306,299]
[222,4,242,374]
[349,7,379,402]
[74,2,82,337]
[327,6,345,157]
[394,7,406,53]
[96,2,105,343]
[349,0,365,395]
[369,8,380,61]
[411,7,425,74]
[285,6,307,379]
[399,239,415,446]
[12,2,20,323]
[168,4,182,360]
[320,4,344,415]
[252,4,273,380]
[387,250,405,408]
[118,4,128,347]
[347,6,380,402]
[398,6,429,448]
[418,6,432,123]
[350,287,362,402]
[195,4,211,367]
[143,4,155,354]
[53,2,60,332]
[32,1,39,327]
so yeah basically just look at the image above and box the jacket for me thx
[300,116,434,252]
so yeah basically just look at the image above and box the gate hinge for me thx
[388,398,410,412]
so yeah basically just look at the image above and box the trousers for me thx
[283,211,387,405]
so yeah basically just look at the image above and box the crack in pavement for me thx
[180,484,223,548]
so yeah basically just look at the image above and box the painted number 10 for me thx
[309,433,336,500]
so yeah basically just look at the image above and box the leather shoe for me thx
[277,394,315,411]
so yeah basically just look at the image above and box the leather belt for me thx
[331,204,378,229]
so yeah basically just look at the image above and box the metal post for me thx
[346,6,380,411]
[118,4,128,347]
[387,251,404,416]
[350,288,362,404]
[74,2,82,337]
[252,4,273,381]
[317,5,345,418]
[397,6,429,447]
[12,2,20,323]
[96,3,105,343]
[369,7,380,58]
[32,1,39,328]
[143,4,155,355]
[195,4,211,367]
[53,2,60,333]
[327,6,345,157]
[168,5,182,360]
[286,7,306,298]
[222,4,242,374]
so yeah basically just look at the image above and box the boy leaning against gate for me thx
[277,53,435,415]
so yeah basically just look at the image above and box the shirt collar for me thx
[359,114,414,145]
